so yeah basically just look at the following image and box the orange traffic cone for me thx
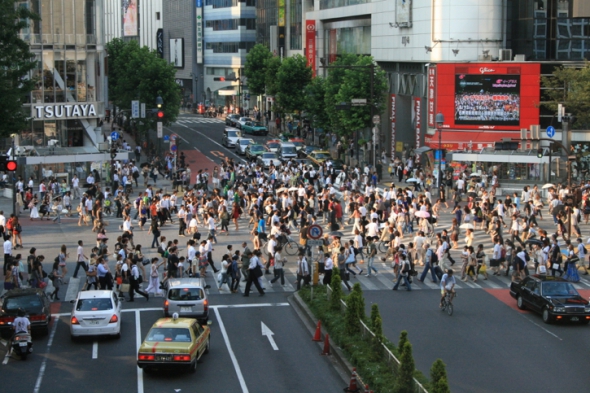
[321,333,330,355]
[343,368,360,392]
[312,320,322,341]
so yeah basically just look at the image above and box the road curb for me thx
[288,292,369,393]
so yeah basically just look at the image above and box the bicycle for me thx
[261,236,299,256]
[441,291,455,316]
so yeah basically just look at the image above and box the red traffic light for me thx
[5,161,17,171]
[157,110,164,119]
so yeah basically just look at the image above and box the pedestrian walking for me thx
[243,250,265,297]
[129,260,149,301]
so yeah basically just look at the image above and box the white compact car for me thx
[70,290,121,340]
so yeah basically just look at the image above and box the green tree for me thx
[304,77,330,131]
[541,63,590,128]
[244,44,273,96]
[265,56,282,98]
[324,53,358,134]
[345,283,365,335]
[330,267,343,312]
[398,330,408,354]
[430,359,450,393]
[335,55,389,136]
[395,341,416,393]
[106,38,180,126]
[370,303,384,351]
[276,54,312,115]
[0,0,40,138]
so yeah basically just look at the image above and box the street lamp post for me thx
[436,113,445,187]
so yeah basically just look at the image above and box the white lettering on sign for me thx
[479,67,495,74]
[414,97,421,163]
[390,94,396,157]
[33,104,98,119]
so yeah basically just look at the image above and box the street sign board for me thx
[110,131,120,141]
[372,115,380,124]
[308,224,323,240]
[131,100,140,119]
[351,98,367,106]
[546,126,555,138]
[157,122,163,138]
[307,240,324,247]
[163,135,170,141]
[141,103,146,118]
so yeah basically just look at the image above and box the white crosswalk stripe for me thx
[174,118,225,125]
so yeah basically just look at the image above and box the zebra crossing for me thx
[174,118,225,125]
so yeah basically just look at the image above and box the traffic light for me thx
[537,148,543,159]
[156,109,164,119]
[494,141,519,151]
[0,156,17,171]
[213,77,226,82]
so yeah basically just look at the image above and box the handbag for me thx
[552,263,560,270]
[137,275,143,284]
[252,265,263,278]
[120,283,130,293]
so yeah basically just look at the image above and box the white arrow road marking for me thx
[92,341,98,359]
[261,321,278,351]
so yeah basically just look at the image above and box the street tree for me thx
[324,53,359,134]
[244,44,273,96]
[265,56,282,99]
[276,54,312,116]
[542,62,590,128]
[430,359,451,393]
[395,341,416,393]
[0,0,40,138]
[335,55,388,136]
[304,77,330,132]
[106,38,180,126]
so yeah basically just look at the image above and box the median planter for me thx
[299,285,435,393]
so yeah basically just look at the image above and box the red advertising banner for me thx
[390,94,396,157]
[306,20,316,77]
[413,96,422,162]
[427,66,437,128]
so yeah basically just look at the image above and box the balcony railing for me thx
[319,0,369,10]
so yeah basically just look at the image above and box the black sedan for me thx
[0,288,52,337]
[510,275,590,324]
[225,114,240,127]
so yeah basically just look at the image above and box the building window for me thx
[205,0,256,9]
[205,41,256,53]
[205,18,256,31]
[156,12,161,20]
[206,67,240,76]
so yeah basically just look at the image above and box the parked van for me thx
[163,278,209,324]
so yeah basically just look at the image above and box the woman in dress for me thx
[50,258,63,300]
[450,218,459,249]
[145,257,164,296]
[563,246,581,283]
[58,244,69,284]
[29,195,40,220]
[12,217,23,249]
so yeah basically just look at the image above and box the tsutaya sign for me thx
[32,103,98,120]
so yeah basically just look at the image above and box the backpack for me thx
[430,250,439,264]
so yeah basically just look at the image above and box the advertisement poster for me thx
[169,38,184,68]
[427,66,437,128]
[390,94,396,157]
[123,0,138,37]
[455,74,520,126]
[306,20,316,77]
[412,97,421,162]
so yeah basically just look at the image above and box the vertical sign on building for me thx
[390,94,396,157]
[413,97,421,162]
[306,20,316,77]
[123,0,138,37]
[156,29,164,58]
[131,100,139,119]
[278,0,286,59]
[196,0,203,64]
[427,66,437,128]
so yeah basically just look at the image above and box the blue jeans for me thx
[393,274,412,290]
[367,257,378,276]
[208,229,218,243]
[419,262,438,283]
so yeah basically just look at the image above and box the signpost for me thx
[308,224,323,240]
[546,126,555,138]
[157,122,163,138]
[140,103,146,118]
[351,98,367,106]
[131,100,140,119]
[163,135,170,143]
[307,239,324,247]
[110,131,120,141]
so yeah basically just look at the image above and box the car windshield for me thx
[240,118,252,123]
[252,122,263,127]
[76,298,113,311]
[262,153,276,159]
[146,327,192,342]
[227,131,239,137]
[282,147,296,154]
[168,288,203,301]
[291,141,303,147]
[4,295,42,311]
[543,282,579,296]
[312,152,330,159]
[306,146,319,152]
[250,145,264,152]
[239,140,251,145]
[267,143,279,148]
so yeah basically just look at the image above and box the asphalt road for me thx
[365,289,590,393]
[1,293,344,393]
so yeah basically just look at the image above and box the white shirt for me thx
[123,220,132,232]
[267,239,277,254]
[13,316,30,333]
[0,214,6,227]
[324,257,333,271]
[187,246,196,261]
[207,217,215,230]
[3,240,11,255]
[77,245,84,261]
[441,274,456,291]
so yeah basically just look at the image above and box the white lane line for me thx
[92,341,98,359]
[136,310,144,393]
[173,123,246,163]
[214,307,249,393]
[520,313,562,341]
[33,317,59,393]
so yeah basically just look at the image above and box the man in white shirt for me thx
[243,250,265,296]
[206,236,219,273]
[86,174,95,185]
[3,235,12,275]
[366,218,380,239]
[440,269,456,308]
[413,232,426,265]
[73,240,88,278]
[0,211,6,228]
[295,252,310,290]
[71,175,80,199]
[187,240,197,276]
[207,213,217,243]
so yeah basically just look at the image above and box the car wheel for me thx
[542,308,553,324]
[189,358,198,374]
[205,336,210,354]
[580,319,590,325]
[115,331,121,339]
[516,295,526,310]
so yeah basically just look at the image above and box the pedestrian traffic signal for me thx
[213,77,226,82]
[0,156,17,171]
[494,141,519,151]
[157,109,164,119]
[537,148,543,159]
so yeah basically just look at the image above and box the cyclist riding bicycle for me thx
[440,269,456,308]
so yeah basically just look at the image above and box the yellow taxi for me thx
[137,313,210,374]
[307,150,332,166]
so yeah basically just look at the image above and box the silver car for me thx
[256,152,280,168]
[222,127,241,148]
[164,278,209,324]
[236,138,255,155]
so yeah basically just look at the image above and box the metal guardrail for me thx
[326,285,429,393]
